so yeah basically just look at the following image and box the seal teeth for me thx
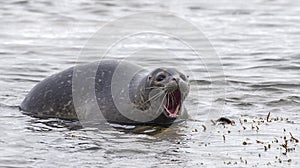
[164,104,179,117]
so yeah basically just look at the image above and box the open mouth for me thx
[163,88,182,118]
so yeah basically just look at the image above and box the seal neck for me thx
[129,69,150,110]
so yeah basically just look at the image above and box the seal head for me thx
[130,67,190,120]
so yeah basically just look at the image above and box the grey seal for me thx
[20,60,190,126]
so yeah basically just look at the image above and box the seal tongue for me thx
[164,89,181,117]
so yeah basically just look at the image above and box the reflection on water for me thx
[0,0,300,167]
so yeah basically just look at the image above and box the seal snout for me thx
[165,80,178,92]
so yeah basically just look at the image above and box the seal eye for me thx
[156,74,166,82]
[180,74,188,81]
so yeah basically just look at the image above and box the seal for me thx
[20,60,190,126]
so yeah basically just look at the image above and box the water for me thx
[1,0,300,167]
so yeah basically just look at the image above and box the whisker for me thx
[161,92,168,108]
[166,93,169,108]
[145,86,166,90]
[140,91,165,106]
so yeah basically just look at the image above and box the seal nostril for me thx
[172,77,178,82]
